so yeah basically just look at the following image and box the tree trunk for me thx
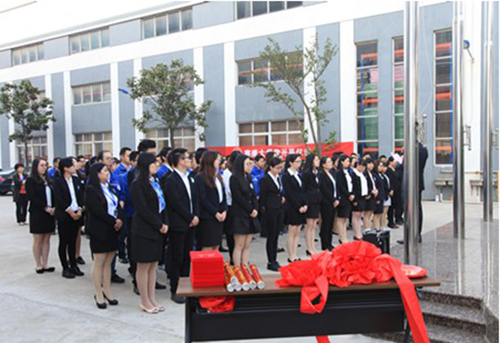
[23,140,28,167]
[169,127,175,148]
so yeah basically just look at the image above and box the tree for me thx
[250,36,338,154]
[0,80,55,166]
[127,59,212,148]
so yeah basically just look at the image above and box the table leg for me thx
[185,298,192,343]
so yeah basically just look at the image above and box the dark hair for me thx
[58,157,75,175]
[265,157,283,173]
[77,155,85,162]
[302,153,318,174]
[199,151,223,188]
[30,158,50,184]
[232,154,252,192]
[112,157,120,165]
[388,156,395,163]
[53,157,61,164]
[135,153,157,185]
[227,150,242,172]
[320,156,332,171]
[137,139,156,153]
[332,153,340,167]
[338,154,350,171]
[364,157,374,165]
[362,152,372,160]
[350,153,357,158]
[379,155,387,160]
[87,163,107,190]
[195,147,208,164]
[265,151,276,164]
[285,153,301,170]
[359,159,369,168]
[97,150,111,162]
[119,147,131,156]
[130,151,139,162]
[349,155,357,164]
[171,148,188,168]
[14,163,24,171]
[254,155,264,162]
[158,147,172,163]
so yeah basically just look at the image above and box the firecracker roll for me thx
[233,265,250,291]
[241,264,257,290]
[250,264,266,290]
[223,262,239,285]
[224,270,235,292]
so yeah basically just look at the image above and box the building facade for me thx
[0,1,498,202]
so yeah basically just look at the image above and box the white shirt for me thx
[65,176,79,212]
[101,183,118,218]
[287,168,302,187]
[326,171,337,198]
[215,176,223,204]
[344,169,353,193]
[353,169,369,196]
[45,183,52,207]
[367,170,377,191]
[222,169,233,206]
[268,172,281,191]
[175,169,193,213]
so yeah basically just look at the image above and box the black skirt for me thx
[373,199,384,214]
[336,202,352,218]
[365,197,376,212]
[352,197,367,212]
[131,234,163,263]
[90,230,118,254]
[285,206,306,225]
[199,219,224,247]
[306,203,320,219]
[230,215,261,235]
[29,211,56,234]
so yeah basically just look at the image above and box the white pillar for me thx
[223,41,237,147]
[45,74,54,163]
[339,20,357,150]
[193,47,205,148]
[8,116,16,166]
[110,62,121,156]
[303,27,317,145]
[133,58,144,148]
[63,71,74,156]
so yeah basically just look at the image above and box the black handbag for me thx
[362,228,390,254]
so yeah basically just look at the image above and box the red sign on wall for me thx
[207,142,354,158]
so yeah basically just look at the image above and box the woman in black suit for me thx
[334,154,354,244]
[53,157,84,279]
[195,151,227,251]
[229,154,260,266]
[282,154,307,262]
[259,157,285,271]
[351,159,370,240]
[371,160,385,230]
[26,159,56,274]
[302,154,321,255]
[318,156,339,251]
[363,157,378,229]
[13,163,28,225]
[85,163,123,309]
[130,153,169,314]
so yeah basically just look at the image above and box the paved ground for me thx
[0,195,496,343]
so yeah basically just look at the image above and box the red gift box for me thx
[190,251,225,288]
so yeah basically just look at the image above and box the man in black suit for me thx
[164,148,200,304]
[386,156,402,228]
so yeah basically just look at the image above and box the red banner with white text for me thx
[206,142,354,159]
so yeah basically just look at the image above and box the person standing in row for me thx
[48,157,60,179]
[334,154,354,244]
[13,163,28,225]
[351,160,370,240]
[371,160,386,230]
[221,151,240,263]
[363,158,377,229]
[26,159,56,274]
[85,163,123,309]
[282,154,307,262]
[230,154,260,266]
[258,157,285,271]
[53,157,84,279]
[130,153,168,313]
[318,156,339,251]
[380,162,393,229]
[195,151,227,251]
[386,156,401,229]
[164,148,199,304]
[302,154,321,256]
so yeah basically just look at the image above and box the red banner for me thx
[206,142,354,159]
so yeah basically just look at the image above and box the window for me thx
[434,29,453,165]
[12,43,44,66]
[73,82,111,105]
[236,1,302,20]
[237,53,302,85]
[70,28,110,54]
[142,8,193,39]
[145,127,196,151]
[357,41,379,158]
[75,132,112,158]
[17,136,47,165]
[393,37,404,152]
[238,120,303,146]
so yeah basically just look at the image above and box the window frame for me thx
[12,43,44,66]
[392,36,404,153]
[72,82,111,106]
[142,8,193,40]
[74,132,113,158]
[238,120,303,146]
[17,135,48,165]
[69,28,110,55]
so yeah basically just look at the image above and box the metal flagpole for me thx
[452,1,465,238]
[482,1,494,222]
[403,1,420,265]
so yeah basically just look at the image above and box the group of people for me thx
[12,139,416,314]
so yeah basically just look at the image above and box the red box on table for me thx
[190,251,225,288]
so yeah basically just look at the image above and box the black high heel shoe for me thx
[103,293,119,306]
[306,250,312,256]
[338,239,346,245]
[94,295,107,309]
[287,258,294,263]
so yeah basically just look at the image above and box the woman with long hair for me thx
[334,154,354,244]
[195,151,228,251]
[372,161,390,230]
[85,163,123,309]
[130,153,169,313]
[363,157,377,229]
[282,154,307,262]
[26,158,56,274]
[13,163,28,225]
[302,154,321,255]
[351,159,370,240]
[229,154,260,266]
[318,156,339,251]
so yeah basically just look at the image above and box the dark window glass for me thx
[435,139,452,164]
[253,59,269,83]
[168,12,180,33]
[357,68,378,92]
[394,37,404,63]
[270,1,285,12]
[238,61,252,85]
[435,30,452,58]
[252,1,268,16]
[357,141,379,159]
[393,64,404,89]
[394,115,404,140]
[357,93,378,117]
[182,10,193,30]
[156,16,167,36]
[143,18,155,38]
[435,112,452,138]
[436,58,452,84]
[237,2,251,19]
[286,1,303,9]
[357,117,378,141]
[435,85,452,111]
[357,42,377,67]
[101,29,110,47]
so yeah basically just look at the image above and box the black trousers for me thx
[16,194,28,223]
[264,208,283,264]
[394,191,403,223]
[58,219,79,270]
[418,191,423,236]
[126,217,136,283]
[223,207,234,263]
[168,229,195,295]
[388,198,396,226]
[320,204,336,251]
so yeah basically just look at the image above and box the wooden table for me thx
[177,274,440,343]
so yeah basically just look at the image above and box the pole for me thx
[452,1,465,238]
[482,1,494,222]
[403,1,420,265]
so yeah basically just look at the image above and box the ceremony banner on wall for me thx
[207,142,354,158]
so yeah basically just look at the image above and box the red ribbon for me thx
[199,296,235,313]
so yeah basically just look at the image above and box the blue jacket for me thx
[250,166,265,197]
[157,164,172,180]
[48,168,57,179]
[113,163,130,179]
[118,168,134,218]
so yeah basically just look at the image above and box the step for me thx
[419,290,483,310]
